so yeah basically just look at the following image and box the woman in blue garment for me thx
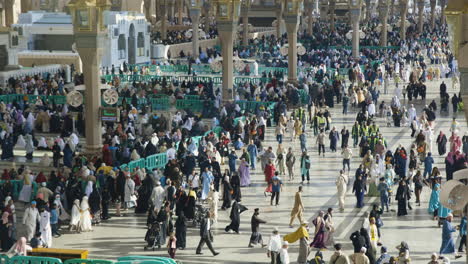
[394,148,407,179]
[440,214,457,256]
[228,150,238,173]
[247,140,258,170]
[200,167,214,201]
[63,143,73,168]
[428,182,441,219]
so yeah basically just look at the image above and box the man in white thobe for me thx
[408,104,417,122]
[150,180,165,211]
[22,202,40,241]
[335,171,349,212]
[39,208,52,247]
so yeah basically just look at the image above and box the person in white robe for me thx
[39,208,52,247]
[53,195,69,221]
[15,135,26,149]
[18,171,33,203]
[69,199,81,231]
[40,154,51,167]
[408,105,417,122]
[150,180,165,212]
[124,174,136,209]
[37,137,48,149]
[79,196,93,232]
[85,181,93,197]
[207,187,219,223]
[22,202,40,241]
[367,102,376,117]
[69,133,79,146]
[335,171,348,212]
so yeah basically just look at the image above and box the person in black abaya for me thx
[89,185,102,225]
[183,190,196,220]
[175,211,187,250]
[221,171,233,210]
[0,212,12,251]
[349,230,365,253]
[360,228,376,263]
[135,176,155,214]
[1,135,14,161]
[396,180,410,216]
[225,201,248,234]
[175,189,187,217]
[436,131,448,156]
[230,172,242,202]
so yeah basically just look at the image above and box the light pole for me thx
[215,0,241,102]
[241,0,253,46]
[378,0,389,47]
[445,0,468,126]
[68,0,110,156]
[349,0,362,59]
[399,0,408,41]
[284,0,304,84]
[189,0,202,57]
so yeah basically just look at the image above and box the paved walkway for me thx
[14,76,467,263]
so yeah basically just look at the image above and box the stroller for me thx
[144,221,162,251]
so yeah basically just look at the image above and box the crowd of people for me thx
[0,6,465,264]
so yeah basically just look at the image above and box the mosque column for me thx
[390,0,395,19]
[275,0,283,38]
[188,0,203,58]
[305,0,314,35]
[161,0,168,40]
[440,0,446,24]
[215,0,240,102]
[319,0,328,22]
[399,0,408,41]
[364,0,371,21]
[4,0,18,27]
[68,0,109,156]
[144,0,151,22]
[378,0,389,47]
[241,0,252,46]
[444,2,468,126]
[329,0,335,31]
[349,0,362,59]
[203,2,211,32]
[417,0,424,33]
[285,15,299,83]
[0,4,5,27]
[430,0,436,29]
[178,0,183,25]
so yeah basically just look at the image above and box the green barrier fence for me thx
[175,99,205,112]
[10,256,62,264]
[145,153,167,171]
[117,256,177,264]
[64,259,113,264]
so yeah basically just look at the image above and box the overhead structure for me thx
[215,0,241,102]
[68,0,111,156]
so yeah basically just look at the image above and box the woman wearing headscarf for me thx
[175,211,187,250]
[88,185,101,225]
[221,170,233,210]
[79,196,92,232]
[135,175,154,214]
[1,169,10,181]
[436,131,448,155]
[69,199,81,232]
[353,175,366,208]
[284,223,310,264]
[63,144,73,168]
[0,211,12,251]
[310,211,326,249]
[396,180,410,216]
[368,154,384,197]
[238,158,251,187]
[360,228,376,263]
[24,134,34,160]
[54,194,69,221]
[224,201,248,234]
[18,171,33,203]
[230,172,242,202]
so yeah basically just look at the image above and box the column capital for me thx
[284,14,300,24]
[349,8,362,21]
[217,20,237,31]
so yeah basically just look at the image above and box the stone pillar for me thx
[161,3,167,40]
[285,15,299,83]
[330,0,335,31]
[417,0,424,33]
[430,0,436,29]
[178,0,183,25]
[319,0,328,22]
[378,1,389,47]
[350,8,361,59]
[307,8,314,35]
[461,67,468,126]
[365,0,371,21]
[390,0,395,19]
[189,9,200,57]
[241,8,249,46]
[5,0,20,27]
[218,22,236,102]
[399,0,408,41]
[144,0,151,22]
[440,0,446,24]
[75,38,104,156]
[203,4,210,32]
[276,2,283,38]
[0,7,5,27]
